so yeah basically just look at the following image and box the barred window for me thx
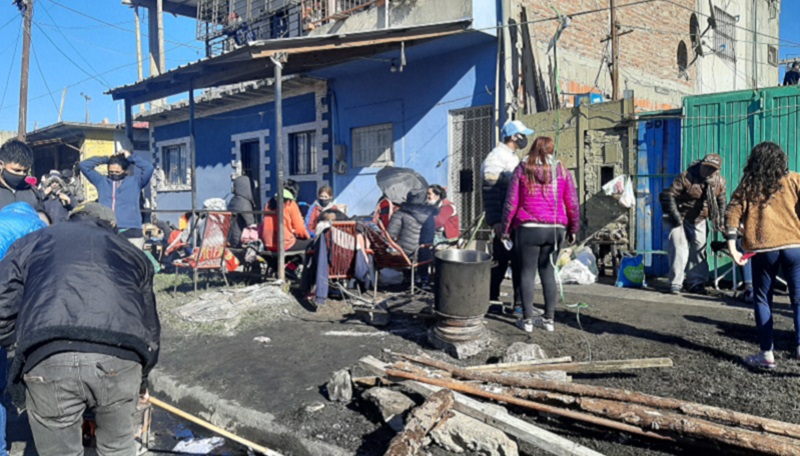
[352,123,393,168]
[289,131,317,175]
[162,143,189,186]
[714,7,736,62]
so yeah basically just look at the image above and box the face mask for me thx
[108,173,125,182]
[2,170,27,189]
[318,198,331,207]
[514,136,528,150]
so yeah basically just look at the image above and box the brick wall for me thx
[519,0,697,108]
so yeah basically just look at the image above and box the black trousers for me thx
[490,235,520,305]
[515,226,565,320]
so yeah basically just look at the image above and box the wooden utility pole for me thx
[17,0,33,140]
[610,0,619,100]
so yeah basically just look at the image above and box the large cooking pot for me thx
[434,249,492,318]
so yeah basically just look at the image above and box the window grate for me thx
[289,131,318,175]
[713,6,736,62]
[352,123,393,168]
[162,144,189,186]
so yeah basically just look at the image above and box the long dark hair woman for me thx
[726,141,800,369]
[500,136,579,333]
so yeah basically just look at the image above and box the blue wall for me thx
[317,33,497,216]
[152,92,319,224]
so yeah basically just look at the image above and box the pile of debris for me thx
[323,345,800,455]
[326,342,696,456]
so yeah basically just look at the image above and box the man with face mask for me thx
[79,149,154,248]
[0,139,45,215]
[660,153,727,294]
[482,120,533,315]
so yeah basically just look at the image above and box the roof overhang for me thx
[122,0,197,18]
[26,122,147,146]
[107,19,473,105]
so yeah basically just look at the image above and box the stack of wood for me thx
[361,353,800,456]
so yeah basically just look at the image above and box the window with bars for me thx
[162,143,189,186]
[289,131,318,175]
[352,123,393,168]
[713,6,736,62]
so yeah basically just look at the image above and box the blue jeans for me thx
[752,248,800,351]
[737,239,753,286]
[0,347,6,456]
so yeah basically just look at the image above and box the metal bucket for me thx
[434,249,492,318]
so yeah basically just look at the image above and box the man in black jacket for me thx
[0,202,160,456]
[0,139,45,215]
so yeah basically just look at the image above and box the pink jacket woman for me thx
[501,160,580,236]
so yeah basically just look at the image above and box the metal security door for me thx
[448,105,493,231]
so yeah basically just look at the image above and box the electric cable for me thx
[30,41,60,121]
[0,19,22,115]
[32,22,111,89]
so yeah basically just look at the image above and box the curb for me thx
[148,369,352,456]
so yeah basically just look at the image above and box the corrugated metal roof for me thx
[106,19,472,105]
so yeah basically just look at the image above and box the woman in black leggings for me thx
[500,136,580,332]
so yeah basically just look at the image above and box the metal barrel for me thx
[434,249,492,318]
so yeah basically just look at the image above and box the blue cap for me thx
[501,120,534,138]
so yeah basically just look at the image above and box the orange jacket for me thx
[261,200,310,252]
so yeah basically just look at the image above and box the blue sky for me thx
[0,0,200,132]
[0,1,799,132]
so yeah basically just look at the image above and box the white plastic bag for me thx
[559,259,597,285]
[601,175,626,196]
[619,178,635,208]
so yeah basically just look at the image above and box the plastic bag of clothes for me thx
[559,259,597,285]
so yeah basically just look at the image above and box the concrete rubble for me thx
[503,342,548,363]
[430,411,519,456]
[326,369,353,402]
[173,283,294,329]
[363,387,417,432]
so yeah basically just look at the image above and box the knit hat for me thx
[68,202,117,226]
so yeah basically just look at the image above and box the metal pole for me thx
[273,56,286,281]
[58,87,66,123]
[156,0,165,74]
[18,0,33,140]
[610,0,619,100]
[189,81,198,292]
[134,6,145,113]
[124,99,133,144]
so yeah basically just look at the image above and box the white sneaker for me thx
[533,317,555,332]
[516,318,533,333]
[744,350,776,369]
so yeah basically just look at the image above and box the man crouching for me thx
[0,202,160,456]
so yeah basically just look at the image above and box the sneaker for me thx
[669,286,681,295]
[684,284,707,295]
[744,350,776,369]
[513,305,523,318]
[515,318,533,333]
[742,288,754,304]
[533,317,555,332]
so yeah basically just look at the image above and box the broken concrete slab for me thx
[430,411,519,456]
[363,387,416,432]
[503,342,548,364]
[327,369,353,402]
[428,329,490,359]
[148,369,349,456]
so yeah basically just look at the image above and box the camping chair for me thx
[364,220,433,302]
[434,211,486,250]
[172,212,233,294]
[308,221,372,305]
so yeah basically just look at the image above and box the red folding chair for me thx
[172,212,233,294]
[364,219,432,301]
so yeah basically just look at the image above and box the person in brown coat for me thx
[660,153,727,294]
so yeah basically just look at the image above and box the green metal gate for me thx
[682,86,800,194]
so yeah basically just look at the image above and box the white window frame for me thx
[156,136,191,192]
[282,121,328,183]
[352,123,394,168]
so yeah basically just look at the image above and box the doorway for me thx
[240,140,262,210]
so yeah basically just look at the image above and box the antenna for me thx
[80,92,92,124]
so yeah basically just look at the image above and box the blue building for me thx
[111,0,503,226]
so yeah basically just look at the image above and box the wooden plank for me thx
[468,358,672,374]
[465,357,573,372]
[384,389,454,456]
[360,356,606,456]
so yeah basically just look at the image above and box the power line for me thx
[0,18,22,115]
[30,42,60,120]
[37,5,112,87]
[32,22,112,89]
[43,0,204,52]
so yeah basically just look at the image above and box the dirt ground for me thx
[142,272,800,456]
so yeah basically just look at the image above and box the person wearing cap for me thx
[0,202,160,456]
[660,153,727,294]
[784,62,800,86]
[482,120,533,313]
[79,149,154,248]
[60,168,85,205]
